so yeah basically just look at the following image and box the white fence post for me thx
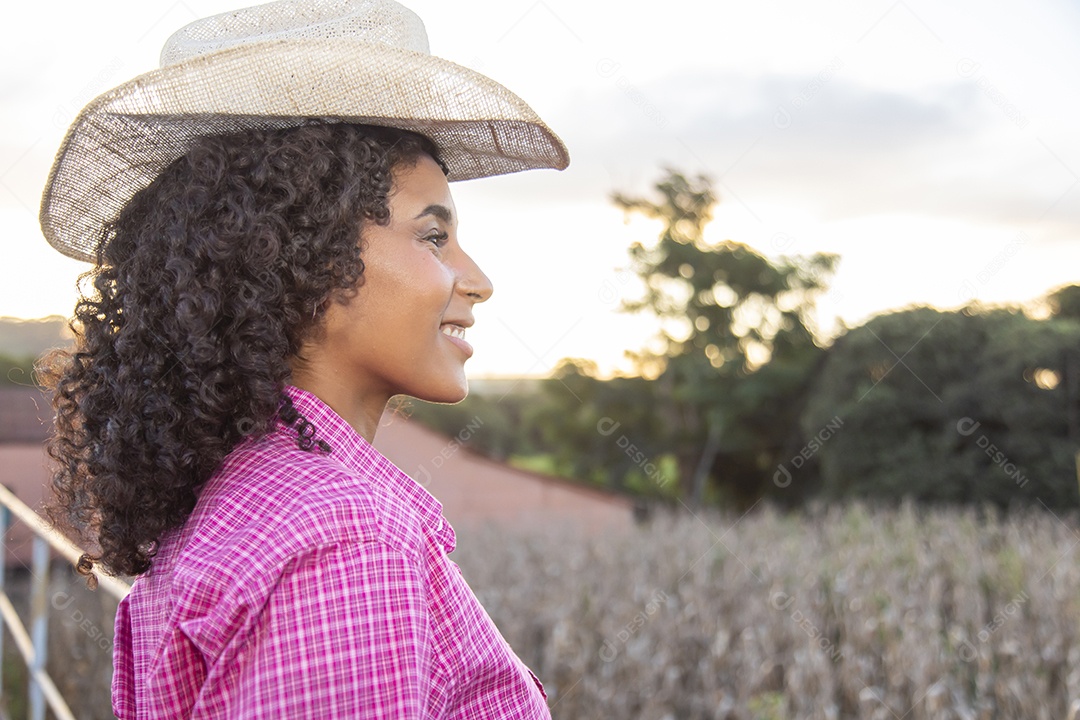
[29,536,50,720]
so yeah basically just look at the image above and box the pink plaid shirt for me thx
[112,385,550,719]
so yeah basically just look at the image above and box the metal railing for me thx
[0,484,131,720]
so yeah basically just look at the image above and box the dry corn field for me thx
[10,502,1080,719]
[454,503,1080,720]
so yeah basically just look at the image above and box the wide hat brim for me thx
[40,37,570,263]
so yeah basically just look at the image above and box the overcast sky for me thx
[2,0,1078,376]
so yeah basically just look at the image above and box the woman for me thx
[37,1,568,717]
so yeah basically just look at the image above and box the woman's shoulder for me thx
[196,430,391,551]
[154,432,373,584]
[143,425,437,609]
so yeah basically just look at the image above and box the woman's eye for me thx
[424,231,449,247]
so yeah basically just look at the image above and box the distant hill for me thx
[0,316,71,359]
[466,376,544,396]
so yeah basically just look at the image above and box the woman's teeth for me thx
[441,325,465,340]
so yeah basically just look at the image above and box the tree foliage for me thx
[614,171,836,370]
[613,169,837,506]
[407,360,678,500]
[1046,284,1080,322]
[801,305,1080,508]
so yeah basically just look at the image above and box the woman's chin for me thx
[409,380,469,406]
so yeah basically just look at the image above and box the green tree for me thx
[406,361,677,498]
[614,169,837,506]
[1046,284,1080,322]
[403,388,538,462]
[522,359,677,496]
[801,305,1080,508]
[1047,286,1080,477]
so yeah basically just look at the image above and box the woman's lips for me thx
[440,323,473,357]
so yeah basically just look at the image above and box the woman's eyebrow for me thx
[414,204,453,224]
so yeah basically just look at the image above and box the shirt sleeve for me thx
[226,540,445,718]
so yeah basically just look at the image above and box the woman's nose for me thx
[458,249,493,303]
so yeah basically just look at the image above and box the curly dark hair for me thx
[38,122,447,579]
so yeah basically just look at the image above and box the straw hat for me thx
[39,0,570,263]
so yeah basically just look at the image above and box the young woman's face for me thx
[310,154,493,410]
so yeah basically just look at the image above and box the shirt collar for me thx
[279,384,456,553]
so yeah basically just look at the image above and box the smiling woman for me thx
[291,154,494,441]
[33,0,567,717]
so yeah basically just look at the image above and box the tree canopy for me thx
[801,305,1080,508]
[613,169,837,506]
